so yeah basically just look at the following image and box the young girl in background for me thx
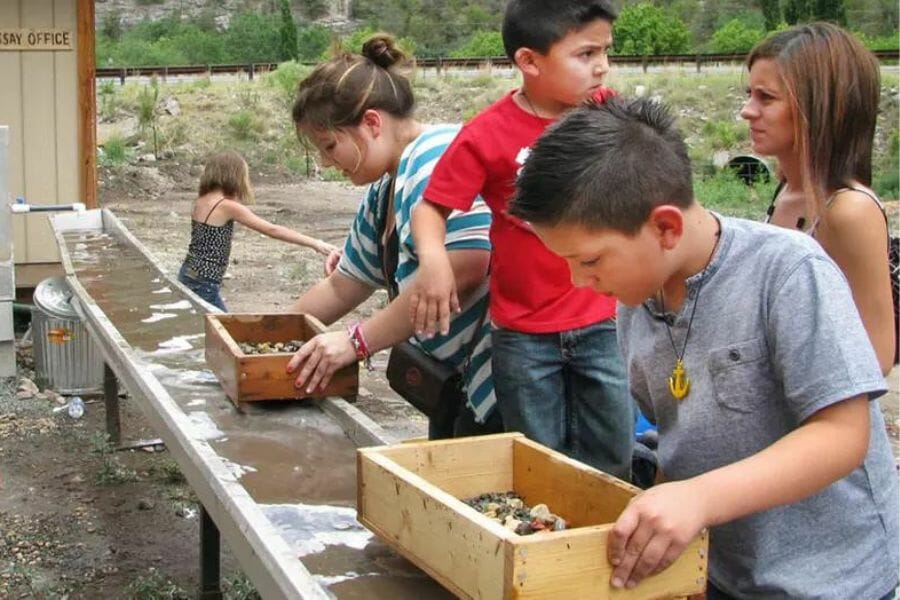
[179,151,336,310]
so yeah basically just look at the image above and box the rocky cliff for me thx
[94,0,351,30]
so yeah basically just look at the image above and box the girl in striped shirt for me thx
[285,34,501,438]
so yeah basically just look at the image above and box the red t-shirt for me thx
[424,89,617,333]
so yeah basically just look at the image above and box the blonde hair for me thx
[198,151,255,205]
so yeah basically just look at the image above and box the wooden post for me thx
[103,363,121,445]
[77,0,97,208]
[199,505,223,599]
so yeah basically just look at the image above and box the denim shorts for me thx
[491,319,634,480]
[178,263,226,311]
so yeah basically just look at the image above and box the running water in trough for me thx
[62,229,451,598]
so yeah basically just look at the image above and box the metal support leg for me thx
[199,505,223,599]
[103,363,121,445]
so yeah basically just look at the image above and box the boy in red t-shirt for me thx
[409,0,633,479]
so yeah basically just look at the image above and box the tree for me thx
[709,18,766,53]
[758,0,781,30]
[784,0,812,23]
[297,24,332,60]
[814,0,847,24]
[100,10,124,41]
[279,0,299,61]
[613,3,692,55]
[225,12,282,63]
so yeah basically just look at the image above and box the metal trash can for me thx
[32,276,103,394]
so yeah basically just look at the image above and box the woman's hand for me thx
[323,248,343,276]
[286,331,356,393]
[607,480,708,590]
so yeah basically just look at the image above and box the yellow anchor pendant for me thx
[668,359,691,400]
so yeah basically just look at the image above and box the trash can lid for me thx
[33,276,78,319]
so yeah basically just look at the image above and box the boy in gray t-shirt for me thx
[510,97,898,599]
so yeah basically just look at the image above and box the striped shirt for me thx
[337,124,496,422]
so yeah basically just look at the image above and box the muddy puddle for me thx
[62,229,449,598]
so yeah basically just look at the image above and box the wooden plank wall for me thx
[0,0,86,265]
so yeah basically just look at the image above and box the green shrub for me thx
[702,120,748,150]
[127,570,189,600]
[695,169,774,219]
[98,80,119,120]
[264,61,312,104]
[451,31,504,58]
[874,170,899,201]
[228,110,264,141]
[224,572,261,600]
[100,134,130,167]
[854,31,900,51]
[320,167,346,181]
[709,19,765,54]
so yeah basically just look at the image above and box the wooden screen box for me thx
[358,433,708,599]
[205,313,358,405]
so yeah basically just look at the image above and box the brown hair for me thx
[747,22,880,222]
[291,33,415,131]
[198,150,255,205]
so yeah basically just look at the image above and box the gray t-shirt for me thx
[618,215,898,599]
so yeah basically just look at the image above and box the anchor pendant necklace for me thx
[659,220,720,401]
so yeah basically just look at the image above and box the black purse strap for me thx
[377,180,488,373]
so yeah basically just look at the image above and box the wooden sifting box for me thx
[205,313,358,405]
[358,433,708,599]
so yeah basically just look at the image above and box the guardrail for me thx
[95,48,900,83]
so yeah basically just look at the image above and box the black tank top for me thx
[183,197,234,283]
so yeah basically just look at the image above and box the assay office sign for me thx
[0,29,73,51]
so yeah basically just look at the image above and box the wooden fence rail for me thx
[95,49,900,83]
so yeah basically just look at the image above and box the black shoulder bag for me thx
[377,203,487,419]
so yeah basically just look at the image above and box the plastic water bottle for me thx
[67,396,84,419]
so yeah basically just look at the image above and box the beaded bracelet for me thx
[347,322,373,371]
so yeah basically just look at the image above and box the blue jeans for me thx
[178,263,226,311]
[491,320,634,480]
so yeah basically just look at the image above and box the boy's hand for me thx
[286,331,356,393]
[409,252,460,337]
[608,480,707,590]
[323,248,343,276]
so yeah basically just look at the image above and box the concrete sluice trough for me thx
[50,209,452,599]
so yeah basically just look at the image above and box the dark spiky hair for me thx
[502,0,617,60]
[510,97,694,234]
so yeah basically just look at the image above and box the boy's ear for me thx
[648,205,684,250]
[513,47,541,78]
[360,109,383,138]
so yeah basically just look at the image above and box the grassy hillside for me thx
[96,64,900,219]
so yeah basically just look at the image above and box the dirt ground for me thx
[0,159,898,598]
[0,166,428,599]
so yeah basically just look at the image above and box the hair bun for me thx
[362,34,407,70]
